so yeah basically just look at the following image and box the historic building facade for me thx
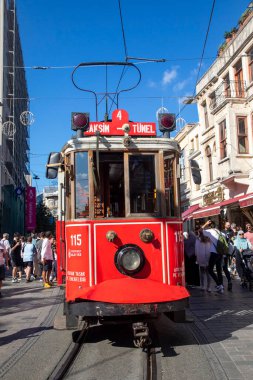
[0,0,31,235]
[176,9,253,229]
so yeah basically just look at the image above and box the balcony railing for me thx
[209,80,246,111]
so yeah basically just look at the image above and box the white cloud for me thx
[147,80,157,88]
[173,79,189,92]
[162,68,178,86]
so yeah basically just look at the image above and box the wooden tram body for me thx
[50,108,189,332]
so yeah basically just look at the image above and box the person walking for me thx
[23,236,37,282]
[221,221,233,291]
[50,237,57,282]
[41,231,54,288]
[195,230,212,292]
[0,240,9,297]
[244,223,253,246]
[234,230,252,284]
[36,232,45,281]
[201,220,224,293]
[10,233,22,283]
[1,233,11,263]
[183,231,200,287]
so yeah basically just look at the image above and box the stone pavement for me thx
[189,277,253,380]
[0,275,74,380]
[1,273,253,379]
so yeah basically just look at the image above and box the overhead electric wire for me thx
[118,0,128,60]
[2,55,252,70]
[176,0,216,119]
[108,0,129,115]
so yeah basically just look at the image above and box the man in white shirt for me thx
[40,231,53,288]
[0,240,9,297]
[1,233,11,260]
[201,220,224,293]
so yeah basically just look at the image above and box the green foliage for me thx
[238,9,252,25]
[224,31,232,39]
[36,202,55,234]
[230,27,238,34]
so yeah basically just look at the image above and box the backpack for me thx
[216,230,229,255]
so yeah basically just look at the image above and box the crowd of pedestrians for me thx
[184,220,253,294]
[0,231,57,297]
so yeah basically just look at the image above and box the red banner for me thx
[25,186,36,231]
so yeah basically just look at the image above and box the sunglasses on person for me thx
[238,233,244,236]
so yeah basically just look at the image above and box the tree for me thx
[36,202,55,234]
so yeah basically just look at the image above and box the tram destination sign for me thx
[84,109,156,136]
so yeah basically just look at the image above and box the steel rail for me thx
[47,323,88,380]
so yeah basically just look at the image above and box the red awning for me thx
[182,204,200,220]
[220,194,250,207]
[239,193,253,208]
[192,205,220,219]
[191,194,252,219]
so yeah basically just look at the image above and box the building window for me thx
[189,139,194,154]
[206,145,213,182]
[202,102,209,128]
[234,60,244,97]
[179,150,185,182]
[209,91,216,110]
[237,117,248,153]
[219,119,227,159]
[195,135,199,150]
[249,47,253,83]
[223,73,231,97]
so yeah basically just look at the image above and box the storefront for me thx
[182,192,253,230]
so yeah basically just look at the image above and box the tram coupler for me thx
[132,322,151,348]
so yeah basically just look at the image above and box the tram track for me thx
[48,322,158,380]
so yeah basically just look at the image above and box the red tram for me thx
[46,63,189,346]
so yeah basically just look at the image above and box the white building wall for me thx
[176,10,253,225]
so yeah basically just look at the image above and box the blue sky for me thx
[15,0,251,192]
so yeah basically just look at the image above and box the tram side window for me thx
[129,155,156,214]
[164,153,179,217]
[75,152,89,218]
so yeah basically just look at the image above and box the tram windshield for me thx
[129,155,156,214]
[74,150,179,219]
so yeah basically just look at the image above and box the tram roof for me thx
[62,136,180,155]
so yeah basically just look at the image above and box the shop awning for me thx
[191,193,252,219]
[239,193,253,208]
[182,204,200,221]
[219,194,249,207]
[192,205,220,219]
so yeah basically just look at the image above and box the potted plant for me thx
[231,27,238,37]
[217,42,226,57]
[238,9,252,27]
[224,31,232,43]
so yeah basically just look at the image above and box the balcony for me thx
[209,80,246,112]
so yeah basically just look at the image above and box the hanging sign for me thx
[25,186,36,231]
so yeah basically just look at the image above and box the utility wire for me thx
[3,55,252,70]
[108,0,129,115]
[176,0,216,119]
[118,0,128,60]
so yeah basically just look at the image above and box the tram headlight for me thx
[115,244,145,276]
